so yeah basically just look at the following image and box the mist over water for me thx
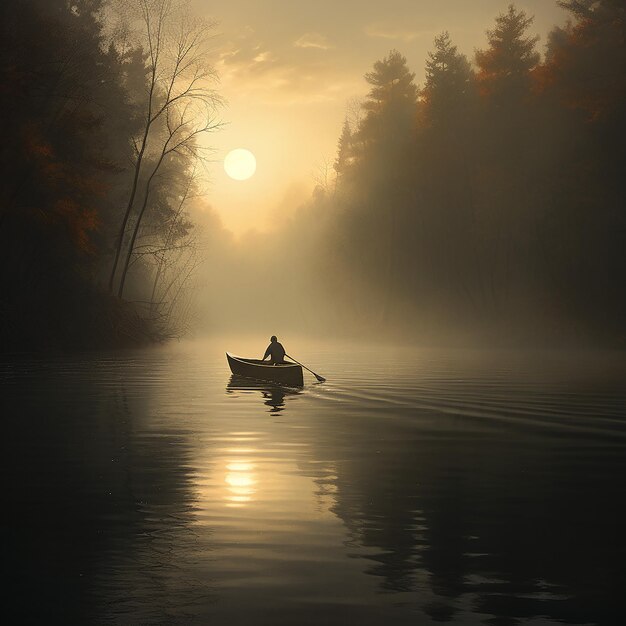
[2,2,626,624]
[192,4,626,348]
[5,339,625,624]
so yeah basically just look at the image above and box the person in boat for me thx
[263,336,286,365]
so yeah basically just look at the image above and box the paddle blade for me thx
[285,354,326,383]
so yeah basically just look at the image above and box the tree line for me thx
[287,1,625,344]
[0,0,220,351]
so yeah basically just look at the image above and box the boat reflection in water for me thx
[226,375,302,415]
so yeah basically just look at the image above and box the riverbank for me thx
[1,287,164,354]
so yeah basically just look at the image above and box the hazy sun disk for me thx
[224,148,256,180]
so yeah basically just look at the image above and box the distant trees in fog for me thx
[303,1,626,343]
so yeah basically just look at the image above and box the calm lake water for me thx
[4,339,626,625]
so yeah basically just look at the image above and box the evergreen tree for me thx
[557,0,626,22]
[334,118,353,176]
[535,0,626,331]
[357,50,418,150]
[423,32,474,125]
[546,0,626,122]
[475,4,540,105]
[416,33,479,310]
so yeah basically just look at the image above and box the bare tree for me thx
[108,0,221,296]
[346,96,363,130]
[147,164,200,315]
[312,155,336,195]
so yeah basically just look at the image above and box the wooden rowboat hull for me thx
[226,353,304,387]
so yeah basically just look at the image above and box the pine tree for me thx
[423,32,474,125]
[358,50,418,148]
[557,0,625,22]
[334,119,353,175]
[475,4,540,105]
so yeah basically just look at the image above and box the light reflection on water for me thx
[3,341,626,624]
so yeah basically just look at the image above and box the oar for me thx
[285,354,326,383]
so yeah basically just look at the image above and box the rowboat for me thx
[226,353,304,387]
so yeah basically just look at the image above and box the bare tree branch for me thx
[108,0,222,297]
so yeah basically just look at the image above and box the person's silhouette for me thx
[262,335,286,364]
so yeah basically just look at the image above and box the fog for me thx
[1,0,624,352]
[3,5,625,623]
[195,4,626,347]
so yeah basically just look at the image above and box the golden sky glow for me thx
[194,0,567,234]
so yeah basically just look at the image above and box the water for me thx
[3,340,626,625]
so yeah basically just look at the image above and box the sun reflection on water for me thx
[223,436,260,507]
[224,459,256,506]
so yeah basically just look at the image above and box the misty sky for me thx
[193,0,568,234]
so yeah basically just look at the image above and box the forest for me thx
[0,0,221,351]
[218,0,626,346]
[1,0,625,351]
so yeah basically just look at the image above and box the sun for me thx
[224,148,256,181]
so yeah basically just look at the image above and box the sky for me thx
[192,0,569,234]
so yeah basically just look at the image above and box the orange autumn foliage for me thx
[20,122,104,254]
[536,10,626,122]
